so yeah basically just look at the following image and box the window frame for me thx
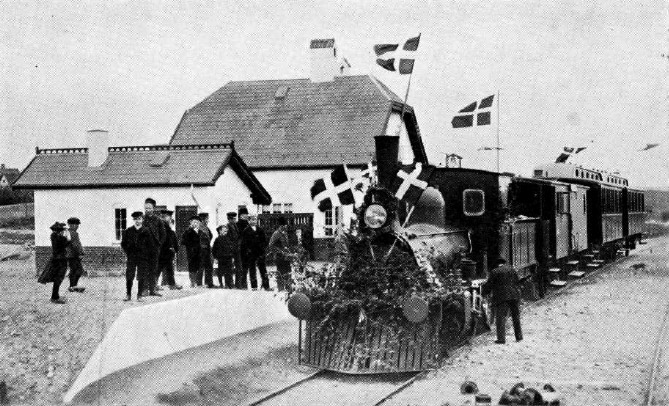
[463,189,485,216]
[114,207,127,242]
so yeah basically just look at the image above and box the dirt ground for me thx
[0,250,202,406]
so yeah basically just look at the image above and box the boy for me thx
[212,225,235,288]
[66,217,86,292]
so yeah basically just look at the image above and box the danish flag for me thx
[390,162,435,205]
[310,165,355,212]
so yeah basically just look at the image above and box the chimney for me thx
[86,129,110,167]
[374,135,400,189]
[309,38,350,82]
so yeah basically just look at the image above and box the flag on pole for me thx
[389,162,435,205]
[451,95,495,128]
[639,143,660,151]
[374,34,420,74]
[310,165,355,212]
[555,146,587,163]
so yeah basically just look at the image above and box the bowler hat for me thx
[144,197,157,206]
[198,212,209,219]
[189,215,201,221]
[67,217,81,225]
[161,209,174,216]
[50,222,67,231]
[238,207,249,215]
[226,211,237,217]
[131,211,144,219]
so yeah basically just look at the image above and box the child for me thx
[212,225,235,288]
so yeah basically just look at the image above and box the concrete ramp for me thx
[63,289,291,403]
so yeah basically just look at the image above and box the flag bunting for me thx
[451,95,494,128]
[310,165,355,212]
[389,162,435,205]
[374,35,420,74]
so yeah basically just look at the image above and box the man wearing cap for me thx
[482,258,523,344]
[241,215,270,290]
[226,212,244,288]
[159,209,182,290]
[143,198,166,296]
[198,212,215,288]
[121,212,152,302]
[38,222,71,303]
[65,217,86,293]
[181,215,202,287]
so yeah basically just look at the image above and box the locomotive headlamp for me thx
[364,204,387,229]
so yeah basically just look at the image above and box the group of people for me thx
[120,198,296,302]
[39,197,299,303]
[38,217,86,303]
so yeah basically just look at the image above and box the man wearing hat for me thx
[121,212,152,302]
[226,211,244,288]
[181,215,202,287]
[65,217,86,293]
[268,216,292,291]
[198,212,215,288]
[38,222,71,303]
[241,215,270,290]
[237,207,250,234]
[482,258,523,344]
[143,197,166,296]
[159,209,182,290]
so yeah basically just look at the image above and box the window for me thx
[583,195,587,214]
[463,189,485,216]
[114,208,127,241]
[272,203,282,213]
[324,206,341,236]
[261,205,271,214]
[557,192,570,214]
[284,203,293,213]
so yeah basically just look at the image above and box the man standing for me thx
[241,215,270,290]
[180,215,201,287]
[159,209,182,290]
[66,217,86,293]
[482,258,523,344]
[198,212,215,288]
[227,212,245,288]
[143,198,165,296]
[121,212,152,302]
[268,217,292,291]
[237,207,250,234]
[212,225,235,288]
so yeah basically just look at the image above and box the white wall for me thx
[385,112,415,165]
[254,167,365,238]
[34,168,257,246]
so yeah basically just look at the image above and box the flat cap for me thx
[67,217,81,225]
[131,211,144,219]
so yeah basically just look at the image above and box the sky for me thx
[1,0,667,188]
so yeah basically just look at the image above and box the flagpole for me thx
[496,90,500,173]
[396,33,419,137]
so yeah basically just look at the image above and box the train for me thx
[285,136,647,374]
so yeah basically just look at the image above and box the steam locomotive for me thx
[286,136,646,374]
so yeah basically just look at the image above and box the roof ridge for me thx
[36,143,234,155]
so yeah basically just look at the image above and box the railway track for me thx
[645,300,669,406]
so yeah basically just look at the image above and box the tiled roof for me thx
[169,75,427,168]
[13,144,271,204]
[0,167,20,184]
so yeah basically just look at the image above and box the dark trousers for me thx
[275,259,292,291]
[126,258,149,297]
[51,259,68,300]
[200,248,214,287]
[159,255,176,286]
[67,257,84,287]
[234,249,246,289]
[147,251,160,292]
[246,256,269,290]
[494,300,523,342]
[216,256,235,288]
[187,255,200,286]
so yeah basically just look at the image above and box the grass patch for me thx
[0,216,34,229]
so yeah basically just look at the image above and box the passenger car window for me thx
[463,189,485,216]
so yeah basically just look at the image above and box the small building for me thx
[13,130,270,273]
[169,38,428,257]
[0,164,20,189]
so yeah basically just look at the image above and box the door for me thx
[175,205,198,272]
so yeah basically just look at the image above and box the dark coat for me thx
[482,264,521,304]
[268,228,290,262]
[180,227,201,261]
[241,226,267,259]
[38,232,70,284]
[143,213,166,252]
[227,222,240,249]
[121,226,153,261]
[65,230,84,258]
[237,219,250,234]
[212,234,235,259]
[160,226,179,260]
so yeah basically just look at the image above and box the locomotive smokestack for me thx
[374,135,399,189]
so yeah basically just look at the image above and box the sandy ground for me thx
[382,237,669,406]
[0,251,251,406]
